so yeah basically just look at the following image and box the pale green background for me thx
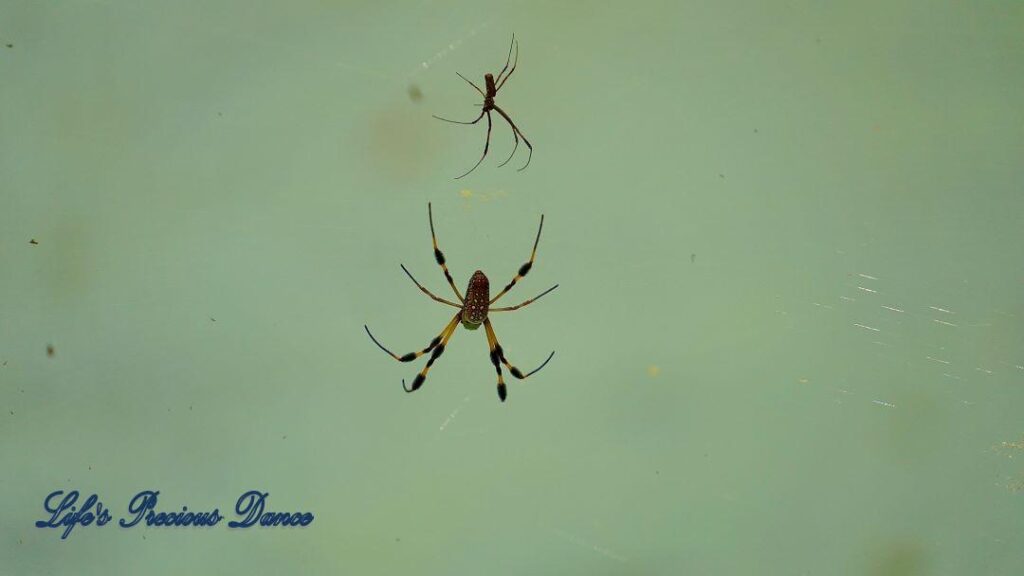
[2,1,1023,574]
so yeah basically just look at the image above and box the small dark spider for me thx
[433,33,533,179]
[365,203,557,402]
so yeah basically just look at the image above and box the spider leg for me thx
[489,213,544,304]
[400,264,461,308]
[433,109,485,125]
[489,284,559,312]
[456,72,485,96]
[484,318,554,402]
[404,313,461,393]
[495,33,518,88]
[364,312,460,363]
[497,123,520,168]
[483,317,507,401]
[492,105,532,171]
[427,203,465,301]
[454,110,492,180]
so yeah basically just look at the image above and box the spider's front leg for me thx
[492,105,532,172]
[453,111,493,180]
[483,318,509,401]
[404,314,461,393]
[483,319,554,402]
[497,123,520,168]
[364,312,460,363]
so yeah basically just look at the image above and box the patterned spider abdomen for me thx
[462,271,490,328]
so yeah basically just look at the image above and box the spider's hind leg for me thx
[433,109,485,125]
[456,72,485,96]
[427,203,465,301]
[495,34,519,89]
[489,211,544,305]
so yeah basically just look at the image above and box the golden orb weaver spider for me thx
[365,203,558,402]
[433,33,533,179]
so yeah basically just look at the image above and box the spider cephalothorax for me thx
[365,203,557,402]
[433,34,532,179]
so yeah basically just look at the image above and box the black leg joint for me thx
[407,373,425,392]
[429,343,446,361]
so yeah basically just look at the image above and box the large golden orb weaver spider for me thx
[433,33,533,179]
[365,203,558,402]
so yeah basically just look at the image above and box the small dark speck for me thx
[655,470,660,475]
[396,537,401,543]
[29,238,38,245]
[88,466,92,470]
[282,435,287,440]
[718,173,725,179]
[189,404,193,411]
[210,317,216,322]
[217,112,223,117]
[5,43,12,49]
[407,84,423,102]
[690,253,696,264]
[46,344,55,357]
[2,360,7,367]
[753,128,759,133]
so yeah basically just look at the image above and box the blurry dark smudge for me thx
[46,344,55,358]
[29,238,38,245]
[870,541,927,576]
[407,84,423,103]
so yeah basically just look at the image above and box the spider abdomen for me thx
[462,270,490,326]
